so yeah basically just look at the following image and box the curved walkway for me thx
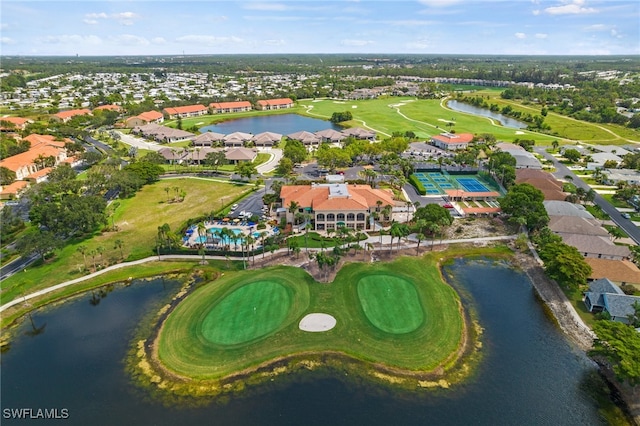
[0,235,516,314]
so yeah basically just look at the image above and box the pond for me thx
[447,100,528,129]
[199,113,342,135]
[0,260,610,425]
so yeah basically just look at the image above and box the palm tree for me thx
[382,204,393,224]
[88,249,97,271]
[76,245,88,270]
[197,221,207,246]
[259,231,268,259]
[551,140,559,151]
[415,233,425,255]
[96,246,105,266]
[245,234,256,265]
[114,239,124,260]
[287,201,299,224]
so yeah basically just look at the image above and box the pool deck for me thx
[184,221,278,250]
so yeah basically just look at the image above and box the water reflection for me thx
[447,100,527,129]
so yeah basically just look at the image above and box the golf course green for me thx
[154,257,466,387]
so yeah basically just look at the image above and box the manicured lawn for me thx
[201,280,292,345]
[0,178,251,305]
[357,275,423,334]
[298,97,559,144]
[157,257,464,379]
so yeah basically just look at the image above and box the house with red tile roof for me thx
[430,132,474,150]
[125,110,164,128]
[51,109,92,123]
[93,104,122,112]
[0,116,33,132]
[256,98,294,110]
[279,183,396,231]
[210,101,252,114]
[0,134,69,197]
[162,104,208,119]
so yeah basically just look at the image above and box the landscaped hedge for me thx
[408,174,427,195]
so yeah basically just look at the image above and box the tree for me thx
[204,151,227,173]
[114,239,124,260]
[498,183,549,231]
[235,161,257,180]
[16,230,62,262]
[590,320,640,386]
[539,241,591,288]
[282,139,307,164]
[563,148,582,162]
[276,157,294,176]
[0,166,16,185]
[77,245,88,270]
[124,161,164,184]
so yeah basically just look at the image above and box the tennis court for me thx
[455,177,490,192]
[412,172,495,195]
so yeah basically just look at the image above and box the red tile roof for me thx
[54,109,92,120]
[136,110,164,122]
[0,180,29,198]
[0,116,32,130]
[210,101,252,109]
[0,134,67,173]
[431,133,474,144]
[257,98,294,106]
[162,104,207,115]
[94,104,122,112]
[280,184,395,212]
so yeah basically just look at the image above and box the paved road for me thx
[534,147,640,244]
[0,253,38,281]
[256,148,282,174]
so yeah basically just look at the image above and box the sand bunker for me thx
[299,313,336,332]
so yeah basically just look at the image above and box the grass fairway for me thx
[156,256,464,382]
[357,275,423,334]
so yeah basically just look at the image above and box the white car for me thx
[231,204,238,210]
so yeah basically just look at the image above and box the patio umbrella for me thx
[222,217,230,222]
[233,218,241,223]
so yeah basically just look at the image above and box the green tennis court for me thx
[200,280,292,345]
[357,275,424,334]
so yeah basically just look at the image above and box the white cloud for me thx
[151,37,167,45]
[109,35,150,46]
[585,24,607,31]
[535,33,548,39]
[243,3,288,11]
[406,38,434,49]
[39,35,102,45]
[83,11,139,25]
[341,39,374,46]
[1,37,16,45]
[515,32,526,39]
[263,39,285,46]
[544,0,597,15]
[175,35,244,45]
[418,0,462,7]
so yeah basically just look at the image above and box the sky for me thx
[1,0,639,56]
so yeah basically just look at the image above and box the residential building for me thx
[226,147,257,164]
[256,98,294,110]
[51,109,92,123]
[93,104,122,113]
[515,169,567,201]
[279,183,396,231]
[132,123,194,143]
[430,133,474,150]
[601,168,640,186]
[210,101,252,114]
[586,258,640,286]
[341,127,376,141]
[251,132,282,148]
[584,278,640,324]
[543,200,595,219]
[125,110,164,128]
[316,129,347,144]
[223,132,252,148]
[287,131,321,148]
[193,132,225,147]
[0,116,33,132]
[162,104,208,119]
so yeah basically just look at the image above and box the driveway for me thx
[256,148,283,174]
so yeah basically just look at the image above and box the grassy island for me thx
[149,256,469,396]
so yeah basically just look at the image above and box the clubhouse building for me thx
[279,183,396,231]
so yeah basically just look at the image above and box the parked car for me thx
[622,213,631,219]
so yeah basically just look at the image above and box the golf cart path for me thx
[0,235,515,313]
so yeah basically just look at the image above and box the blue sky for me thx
[1,0,638,56]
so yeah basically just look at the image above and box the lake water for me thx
[447,100,528,129]
[1,260,608,425]
[199,114,341,135]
